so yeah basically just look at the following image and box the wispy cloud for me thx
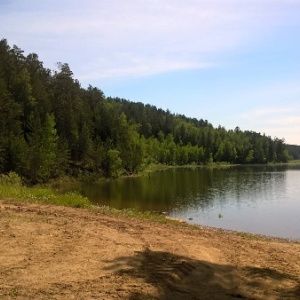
[1,1,300,144]
[1,0,300,82]
[240,104,300,143]
[234,77,300,144]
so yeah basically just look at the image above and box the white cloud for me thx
[1,1,300,145]
[1,0,300,82]
[240,103,300,144]
[232,77,300,144]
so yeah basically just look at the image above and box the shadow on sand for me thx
[103,248,300,300]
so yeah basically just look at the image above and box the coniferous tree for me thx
[0,40,293,182]
[29,113,58,183]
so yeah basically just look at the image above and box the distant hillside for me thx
[0,39,291,183]
[286,144,300,159]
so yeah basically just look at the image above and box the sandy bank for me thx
[0,200,299,299]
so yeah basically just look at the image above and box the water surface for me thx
[55,165,300,240]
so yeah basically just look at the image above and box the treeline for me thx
[0,39,291,183]
[286,144,300,160]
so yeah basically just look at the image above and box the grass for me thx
[236,231,262,241]
[235,231,300,244]
[90,204,188,226]
[287,159,300,165]
[0,183,189,232]
[0,172,181,225]
[0,172,183,225]
[0,184,91,208]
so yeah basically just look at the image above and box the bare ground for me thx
[0,200,299,300]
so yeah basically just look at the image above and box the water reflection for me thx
[53,165,300,240]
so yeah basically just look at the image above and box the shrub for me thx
[0,172,23,186]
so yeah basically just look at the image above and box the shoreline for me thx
[1,199,299,299]
[165,215,300,244]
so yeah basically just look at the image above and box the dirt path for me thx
[0,200,299,299]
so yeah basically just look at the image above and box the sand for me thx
[0,200,299,299]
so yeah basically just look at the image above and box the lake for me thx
[55,165,300,240]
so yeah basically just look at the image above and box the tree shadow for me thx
[103,248,300,300]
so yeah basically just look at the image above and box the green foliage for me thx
[0,172,23,186]
[14,68,36,140]
[105,149,123,178]
[286,144,300,160]
[31,114,58,183]
[0,39,293,183]
[116,113,143,174]
[246,149,254,163]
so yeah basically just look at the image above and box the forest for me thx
[0,39,294,184]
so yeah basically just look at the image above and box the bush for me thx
[0,172,23,186]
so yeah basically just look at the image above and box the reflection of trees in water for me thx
[210,167,286,208]
[170,166,287,211]
[53,165,294,212]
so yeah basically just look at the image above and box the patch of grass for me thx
[9,288,19,297]
[91,205,186,225]
[236,231,262,241]
[287,159,300,165]
[0,184,91,208]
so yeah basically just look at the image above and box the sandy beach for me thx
[0,199,299,299]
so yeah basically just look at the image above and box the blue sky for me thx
[1,0,300,144]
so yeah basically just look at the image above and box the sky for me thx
[1,0,300,145]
